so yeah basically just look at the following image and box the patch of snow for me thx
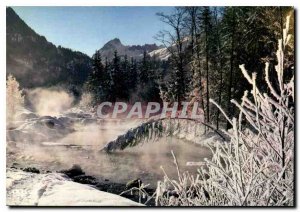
[6,168,143,206]
[148,47,171,61]
[148,37,190,61]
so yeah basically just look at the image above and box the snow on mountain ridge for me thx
[148,47,171,61]
[148,36,190,61]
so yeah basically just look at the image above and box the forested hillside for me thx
[6,7,92,93]
[85,7,294,128]
[8,7,294,119]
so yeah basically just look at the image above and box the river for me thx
[7,119,212,187]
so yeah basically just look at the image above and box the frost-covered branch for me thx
[156,15,294,206]
[6,75,24,123]
[100,117,228,153]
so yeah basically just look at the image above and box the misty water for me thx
[8,120,211,187]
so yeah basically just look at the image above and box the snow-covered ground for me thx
[6,168,143,206]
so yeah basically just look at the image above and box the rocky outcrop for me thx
[99,38,161,61]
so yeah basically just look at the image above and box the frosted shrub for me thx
[78,92,93,110]
[156,16,294,206]
[6,75,24,123]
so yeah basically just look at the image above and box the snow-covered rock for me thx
[6,168,143,206]
[7,114,77,143]
[16,112,38,121]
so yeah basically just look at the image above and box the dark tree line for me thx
[156,6,294,129]
[85,50,163,105]
[85,6,294,130]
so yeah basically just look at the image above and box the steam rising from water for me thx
[27,88,74,116]
[8,87,211,186]
[9,133,211,186]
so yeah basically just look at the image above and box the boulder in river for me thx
[72,175,97,185]
[22,167,40,174]
[59,164,85,178]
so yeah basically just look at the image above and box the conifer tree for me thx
[139,51,150,85]
[128,57,138,91]
[111,51,129,100]
[86,50,111,103]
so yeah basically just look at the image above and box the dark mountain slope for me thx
[6,7,92,89]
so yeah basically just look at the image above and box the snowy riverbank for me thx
[6,168,143,206]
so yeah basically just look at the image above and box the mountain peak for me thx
[101,38,123,50]
[111,38,121,43]
[99,38,162,61]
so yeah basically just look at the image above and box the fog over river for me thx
[7,118,212,187]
